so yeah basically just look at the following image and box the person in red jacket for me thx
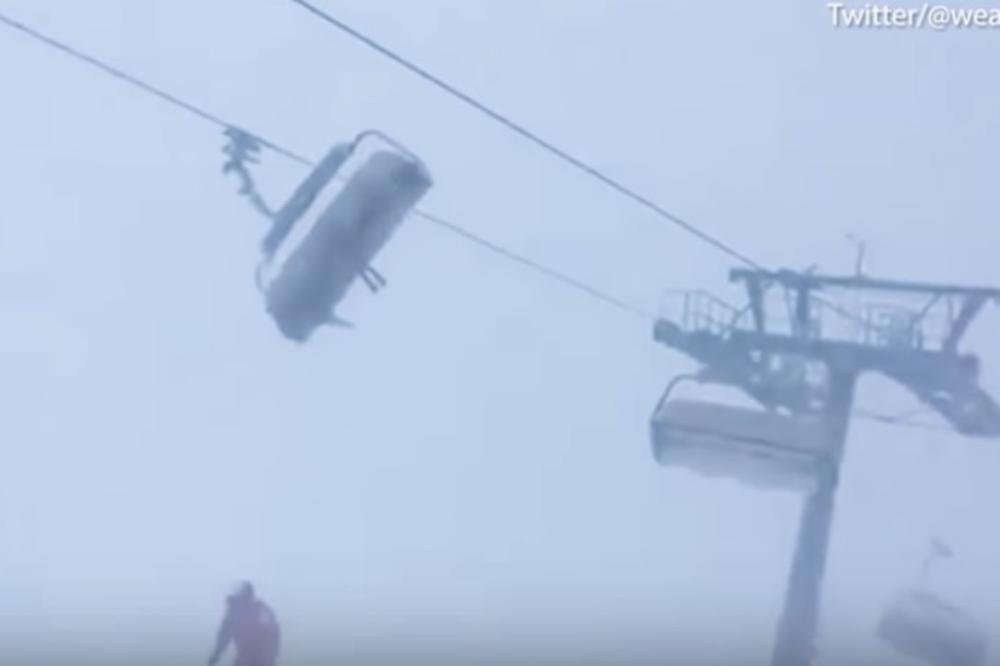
[208,582,281,666]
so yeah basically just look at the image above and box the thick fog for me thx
[1,1,998,664]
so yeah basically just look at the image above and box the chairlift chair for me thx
[878,543,988,666]
[650,377,834,494]
[254,131,433,342]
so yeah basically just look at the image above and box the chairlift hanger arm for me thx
[222,128,276,219]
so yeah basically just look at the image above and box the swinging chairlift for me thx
[878,542,988,666]
[228,129,433,342]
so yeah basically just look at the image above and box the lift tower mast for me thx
[651,268,1000,666]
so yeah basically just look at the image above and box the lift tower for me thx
[651,268,1000,666]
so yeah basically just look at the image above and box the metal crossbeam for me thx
[730,268,1000,299]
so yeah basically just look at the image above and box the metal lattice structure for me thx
[655,270,1000,435]
[651,268,1000,666]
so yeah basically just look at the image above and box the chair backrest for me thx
[650,400,831,493]
[878,588,987,666]
[262,149,432,341]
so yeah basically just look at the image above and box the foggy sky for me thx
[1,1,998,664]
